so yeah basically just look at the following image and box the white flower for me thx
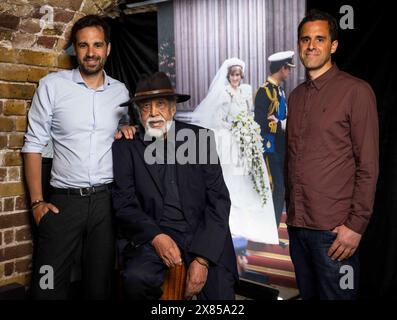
[231,111,269,206]
[245,136,252,143]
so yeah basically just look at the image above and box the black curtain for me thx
[307,0,397,298]
[104,12,158,125]
[104,12,158,94]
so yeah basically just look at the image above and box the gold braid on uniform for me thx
[264,85,280,118]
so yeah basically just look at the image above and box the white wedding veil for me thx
[189,57,246,129]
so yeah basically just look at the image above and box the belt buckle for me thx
[79,187,91,197]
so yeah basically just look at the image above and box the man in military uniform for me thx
[254,51,295,230]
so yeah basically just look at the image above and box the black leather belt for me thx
[51,183,112,197]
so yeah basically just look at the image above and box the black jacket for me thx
[112,120,238,278]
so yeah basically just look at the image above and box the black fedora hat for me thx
[130,72,190,103]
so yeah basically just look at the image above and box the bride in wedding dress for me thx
[188,57,279,244]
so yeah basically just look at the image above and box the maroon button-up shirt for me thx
[285,65,379,234]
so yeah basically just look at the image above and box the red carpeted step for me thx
[245,264,297,288]
[247,255,295,273]
[247,242,290,256]
[241,211,297,289]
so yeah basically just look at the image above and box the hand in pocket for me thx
[33,202,59,226]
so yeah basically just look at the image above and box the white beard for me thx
[145,117,173,139]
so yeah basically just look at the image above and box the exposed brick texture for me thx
[1,0,120,290]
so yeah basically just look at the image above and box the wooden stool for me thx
[160,263,187,300]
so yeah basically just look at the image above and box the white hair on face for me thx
[145,116,173,138]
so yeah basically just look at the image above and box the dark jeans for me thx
[265,153,285,228]
[120,227,235,300]
[31,189,115,300]
[288,226,359,300]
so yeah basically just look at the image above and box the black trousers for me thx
[265,152,285,228]
[121,228,235,300]
[41,157,53,201]
[31,189,115,300]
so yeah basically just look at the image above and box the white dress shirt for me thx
[22,68,129,188]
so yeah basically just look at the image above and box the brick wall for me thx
[0,0,119,289]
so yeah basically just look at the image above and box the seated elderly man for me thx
[112,72,238,300]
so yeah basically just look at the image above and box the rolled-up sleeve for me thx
[21,78,54,154]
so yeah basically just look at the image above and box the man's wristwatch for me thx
[31,199,44,209]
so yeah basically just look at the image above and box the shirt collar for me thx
[72,67,111,91]
[266,76,280,87]
[306,64,339,91]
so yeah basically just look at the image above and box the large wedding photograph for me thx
[0,0,394,305]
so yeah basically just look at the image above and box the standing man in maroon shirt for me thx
[285,9,379,299]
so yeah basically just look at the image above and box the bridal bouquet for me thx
[231,111,269,206]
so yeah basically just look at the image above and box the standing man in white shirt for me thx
[22,15,130,299]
